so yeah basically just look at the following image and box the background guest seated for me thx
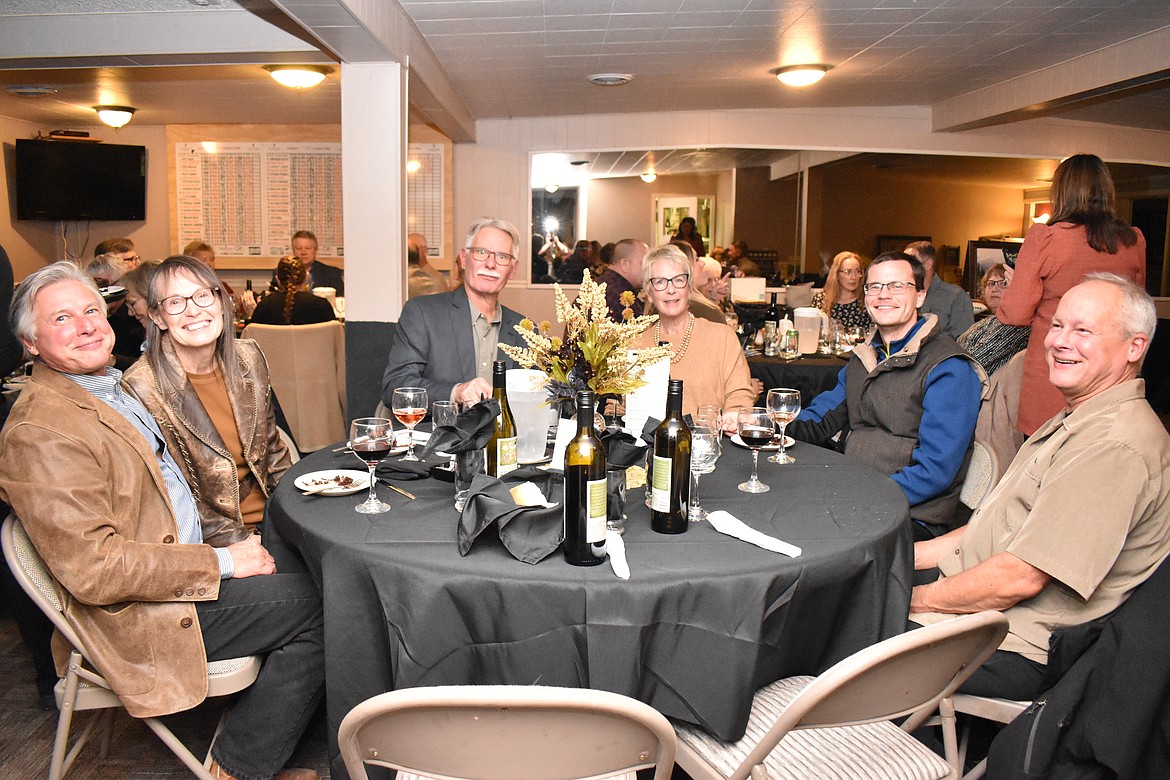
[249,256,337,326]
[811,250,873,331]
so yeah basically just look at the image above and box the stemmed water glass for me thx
[349,417,393,514]
[689,426,721,522]
[431,400,458,471]
[766,388,801,464]
[736,407,772,494]
[695,404,723,433]
[391,386,428,461]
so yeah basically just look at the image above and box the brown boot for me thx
[209,759,322,780]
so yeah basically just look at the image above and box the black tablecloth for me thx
[749,353,846,406]
[267,440,912,777]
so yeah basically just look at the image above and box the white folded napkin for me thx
[606,530,630,579]
[706,511,802,558]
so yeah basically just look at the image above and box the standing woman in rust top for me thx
[997,154,1145,435]
[124,256,292,545]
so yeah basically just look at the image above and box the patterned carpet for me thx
[0,615,332,779]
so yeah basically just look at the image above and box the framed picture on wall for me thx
[963,239,1023,295]
[876,235,930,256]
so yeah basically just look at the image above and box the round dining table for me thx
[266,436,912,779]
[748,352,847,405]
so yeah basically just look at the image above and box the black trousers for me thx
[197,572,324,780]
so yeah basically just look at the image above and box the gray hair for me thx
[464,217,520,257]
[143,255,242,398]
[86,253,127,285]
[641,244,692,293]
[1083,272,1156,341]
[696,256,722,280]
[11,262,107,345]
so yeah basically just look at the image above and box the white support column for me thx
[341,61,406,323]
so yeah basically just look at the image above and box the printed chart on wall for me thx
[407,142,444,259]
[175,142,344,257]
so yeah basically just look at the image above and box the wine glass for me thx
[689,426,721,522]
[391,386,428,461]
[349,417,393,514]
[766,388,801,465]
[695,404,722,433]
[431,400,458,471]
[736,407,772,494]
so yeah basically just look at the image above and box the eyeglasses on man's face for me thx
[465,246,516,266]
[157,286,220,316]
[984,279,1009,289]
[862,281,917,295]
[649,274,690,291]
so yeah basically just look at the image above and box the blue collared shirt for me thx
[65,368,234,578]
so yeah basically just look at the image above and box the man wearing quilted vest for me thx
[789,251,986,541]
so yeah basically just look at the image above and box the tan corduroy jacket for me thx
[0,363,221,717]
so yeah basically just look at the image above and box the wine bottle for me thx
[651,379,691,534]
[486,360,518,477]
[764,291,780,330]
[564,390,607,566]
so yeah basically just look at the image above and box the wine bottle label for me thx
[495,436,518,476]
[651,454,672,512]
[586,477,606,543]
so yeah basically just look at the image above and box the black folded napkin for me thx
[639,414,694,446]
[599,428,646,471]
[457,473,563,564]
[374,458,431,481]
[418,398,500,459]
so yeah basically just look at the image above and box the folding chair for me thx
[337,684,677,780]
[1,514,260,780]
[674,611,1009,780]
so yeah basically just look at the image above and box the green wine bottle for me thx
[651,379,691,534]
[486,360,518,477]
[564,390,607,566]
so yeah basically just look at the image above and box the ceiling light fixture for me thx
[7,85,57,98]
[770,64,831,87]
[544,183,560,193]
[587,73,633,87]
[264,65,332,90]
[94,105,136,128]
[640,172,657,183]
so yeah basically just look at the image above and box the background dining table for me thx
[265,435,913,779]
[748,351,846,404]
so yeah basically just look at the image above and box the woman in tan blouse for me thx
[635,244,756,428]
[124,256,291,545]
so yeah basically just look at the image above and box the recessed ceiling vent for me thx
[6,85,57,98]
[587,73,633,87]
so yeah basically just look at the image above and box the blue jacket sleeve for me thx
[891,356,981,506]
[787,365,849,447]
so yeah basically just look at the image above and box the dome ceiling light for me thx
[770,64,831,87]
[94,105,136,128]
[264,65,332,90]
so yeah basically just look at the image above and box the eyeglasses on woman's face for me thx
[649,274,690,291]
[156,286,220,316]
[984,278,1008,289]
[838,267,862,277]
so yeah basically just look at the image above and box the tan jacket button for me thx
[163,535,175,544]
[185,588,194,596]
[180,617,193,628]
[197,587,207,596]
[175,589,184,597]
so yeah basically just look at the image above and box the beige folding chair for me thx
[959,441,1000,511]
[242,321,346,452]
[941,694,1028,780]
[337,684,677,780]
[674,611,1009,780]
[277,425,301,464]
[1,514,261,780]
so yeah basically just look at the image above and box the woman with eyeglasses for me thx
[634,244,755,428]
[997,153,1146,435]
[124,256,292,546]
[248,255,337,326]
[976,263,1009,317]
[811,251,872,331]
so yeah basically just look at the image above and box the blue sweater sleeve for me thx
[787,365,849,446]
[891,356,982,506]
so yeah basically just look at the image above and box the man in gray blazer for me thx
[383,217,528,407]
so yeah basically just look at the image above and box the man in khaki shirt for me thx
[910,273,1170,699]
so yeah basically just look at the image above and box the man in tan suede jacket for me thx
[0,263,322,780]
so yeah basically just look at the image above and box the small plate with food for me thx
[294,470,370,496]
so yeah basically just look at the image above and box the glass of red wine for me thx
[736,407,772,493]
[349,417,393,514]
[391,386,428,461]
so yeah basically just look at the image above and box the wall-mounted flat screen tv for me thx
[14,139,147,221]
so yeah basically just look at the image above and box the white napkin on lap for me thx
[606,530,630,579]
[706,511,802,558]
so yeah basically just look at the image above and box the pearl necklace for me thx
[654,313,696,364]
